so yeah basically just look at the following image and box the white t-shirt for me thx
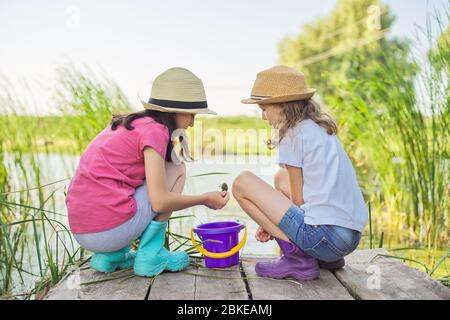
[278,119,368,232]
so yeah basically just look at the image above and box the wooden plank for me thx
[242,256,354,300]
[148,266,197,300]
[45,267,150,300]
[149,264,248,300]
[194,264,248,300]
[334,249,450,300]
[44,250,449,300]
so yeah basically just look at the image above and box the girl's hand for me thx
[203,191,229,210]
[255,226,274,242]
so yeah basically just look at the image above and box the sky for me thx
[0,0,448,116]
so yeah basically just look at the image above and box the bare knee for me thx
[232,170,254,198]
[274,168,286,189]
[165,161,186,193]
[166,161,186,177]
[177,162,186,179]
[175,162,186,188]
[274,168,290,197]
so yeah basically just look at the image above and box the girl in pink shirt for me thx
[66,67,229,277]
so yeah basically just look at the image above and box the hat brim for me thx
[141,100,217,115]
[241,89,316,105]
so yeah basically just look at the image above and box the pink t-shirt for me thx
[66,117,169,234]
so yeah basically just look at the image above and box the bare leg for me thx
[232,171,293,242]
[154,162,186,221]
[274,168,291,198]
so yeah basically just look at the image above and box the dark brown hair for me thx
[110,109,178,162]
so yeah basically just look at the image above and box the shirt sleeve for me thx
[277,129,303,169]
[137,121,169,160]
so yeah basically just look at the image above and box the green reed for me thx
[328,12,449,266]
[1,23,448,297]
[0,65,131,298]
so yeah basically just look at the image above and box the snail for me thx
[220,182,228,192]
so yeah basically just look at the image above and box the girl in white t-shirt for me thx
[232,65,368,281]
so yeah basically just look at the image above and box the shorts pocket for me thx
[304,236,347,262]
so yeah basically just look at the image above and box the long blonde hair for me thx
[266,99,338,149]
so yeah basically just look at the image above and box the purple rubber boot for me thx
[255,238,319,281]
[319,258,345,270]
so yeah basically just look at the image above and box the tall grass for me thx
[1,15,449,297]
[328,13,449,265]
[0,66,226,298]
[0,65,131,298]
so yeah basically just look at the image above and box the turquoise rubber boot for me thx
[134,220,169,277]
[90,244,136,273]
[160,246,190,272]
[134,220,190,277]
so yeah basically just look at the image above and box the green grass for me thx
[1,14,449,297]
[359,234,449,285]
[325,13,449,254]
[0,114,275,156]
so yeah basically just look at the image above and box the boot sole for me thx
[165,261,190,272]
[161,252,190,272]
[134,261,167,277]
[319,263,345,270]
[90,264,117,273]
[91,260,133,273]
[255,267,320,281]
[257,272,319,281]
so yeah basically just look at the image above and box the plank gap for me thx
[330,270,362,300]
[144,277,155,300]
[239,260,253,300]
[193,267,198,300]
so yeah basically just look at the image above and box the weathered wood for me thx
[194,264,248,300]
[242,256,354,300]
[148,266,197,300]
[148,264,248,300]
[334,249,450,300]
[45,267,150,300]
[43,250,449,300]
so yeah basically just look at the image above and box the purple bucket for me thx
[193,221,245,268]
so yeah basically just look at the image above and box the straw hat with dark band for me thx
[241,65,316,105]
[141,67,217,115]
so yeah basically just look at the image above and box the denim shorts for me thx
[278,205,362,262]
[73,182,156,253]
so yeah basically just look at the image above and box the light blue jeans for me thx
[73,182,156,252]
[278,205,362,262]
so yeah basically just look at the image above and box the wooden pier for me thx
[43,249,450,300]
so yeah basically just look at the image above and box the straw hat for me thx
[141,67,217,115]
[241,65,316,104]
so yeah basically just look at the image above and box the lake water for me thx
[3,152,282,294]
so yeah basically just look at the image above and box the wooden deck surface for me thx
[43,249,450,300]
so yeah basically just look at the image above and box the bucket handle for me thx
[190,225,247,259]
